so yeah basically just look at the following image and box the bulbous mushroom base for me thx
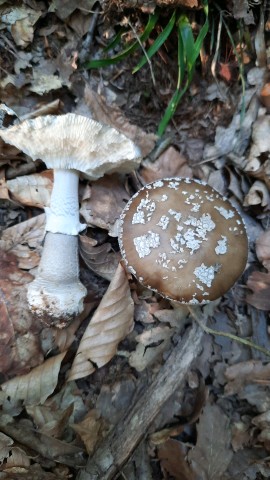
[27,232,87,328]
[27,278,87,328]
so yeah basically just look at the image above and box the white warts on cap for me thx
[133,231,160,258]
[214,206,235,219]
[215,236,228,255]
[194,263,216,288]
[132,193,156,225]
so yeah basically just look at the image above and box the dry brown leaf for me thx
[82,85,156,157]
[158,439,198,480]
[0,352,66,407]
[225,360,270,396]
[6,170,53,208]
[0,168,10,200]
[79,235,120,281]
[72,409,109,455]
[0,250,44,377]
[243,180,270,208]
[256,230,270,271]
[80,174,130,236]
[129,325,172,372]
[26,403,74,438]
[188,404,233,479]
[141,146,192,183]
[52,301,97,352]
[0,214,45,270]
[68,263,134,381]
[0,6,42,47]
[1,444,30,473]
[0,417,85,467]
[246,271,270,310]
[231,421,250,452]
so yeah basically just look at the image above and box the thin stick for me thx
[126,17,156,87]
[76,320,205,480]
[188,307,270,358]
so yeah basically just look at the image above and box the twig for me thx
[76,320,205,480]
[79,5,101,64]
[188,307,270,358]
[126,17,156,87]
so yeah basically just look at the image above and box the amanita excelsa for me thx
[119,178,248,304]
[0,113,141,327]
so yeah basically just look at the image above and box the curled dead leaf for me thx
[68,263,134,381]
[246,271,270,310]
[0,352,66,407]
[0,250,44,376]
[243,180,270,208]
[6,170,53,208]
[256,230,270,271]
[72,409,109,455]
[82,85,156,157]
[0,214,45,269]
[79,235,120,281]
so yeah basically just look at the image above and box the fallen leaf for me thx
[158,439,198,480]
[26,403,74,438]
[79,235,120,281]
[129,325,172,372]
[6,170,53,207]
[80,174,130,236]
[225,360,270,396]
[72,409,108,455]
[232,0,254,24]
[246,271,270,310]
[243,180,270,209]
[68,263,134,381]
[141,146,192,183]
[1,6,42,47]
[0,214,45,269]
[0,352,67,407]
[188,404,233,479]
[81,84,156,157]
[256,230,270,270]
[0,417,85,467]
[0,250,44,377]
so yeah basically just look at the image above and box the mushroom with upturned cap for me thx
[0,113,141,326]
[119,178,248,304]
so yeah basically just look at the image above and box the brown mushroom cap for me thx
[119,178,248,304]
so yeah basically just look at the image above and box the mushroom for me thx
[119,178,248,304]
[0,113,141,327]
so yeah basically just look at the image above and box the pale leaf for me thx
[6,170,53,208]
[188,404,233,479]
[52,301,96,352]
[0,214,45,250]
[68,263,134,381]
[72,409,108,455]
[79,235,120,281]
[0,352,66,406]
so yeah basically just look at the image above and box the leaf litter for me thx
[0,1,270,479]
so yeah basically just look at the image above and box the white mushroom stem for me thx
[27,232,87,327]
[45,168,86,235]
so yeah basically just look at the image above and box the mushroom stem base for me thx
[27,232,87,328]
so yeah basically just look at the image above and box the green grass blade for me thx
[179,15,195,68]
[132,10,177,74]
[157,84,188,136]
[177,18,186,88]
[190,4,209,66]
[158,2,209,135]
[104,28,126,53]
[84,10,160,69]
